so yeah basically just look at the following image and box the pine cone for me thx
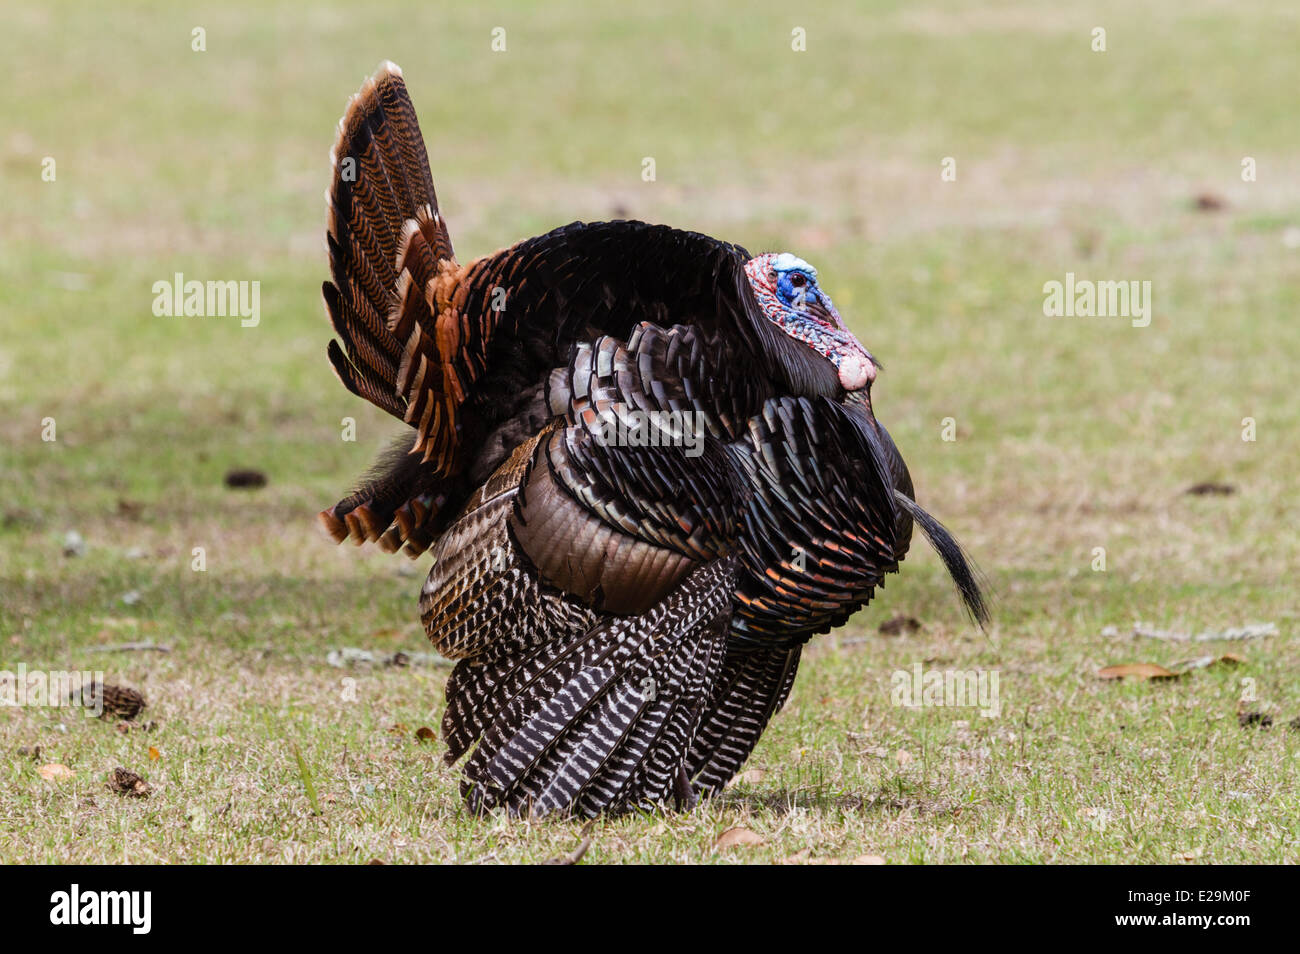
[71,682,147,720]
[108,766,151,798]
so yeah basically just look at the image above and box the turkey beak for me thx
[804,289,843,329]
[806,292,879,392]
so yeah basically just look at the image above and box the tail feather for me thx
[686,644,802,793]
[607,626,724,809]
[550,610,727,815]
[451,558,736,817]
[321,62,460,555]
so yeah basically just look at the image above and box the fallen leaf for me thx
[116,499,146,519]
[387,723,408,735]
[148,746,160,761]
[224,468,267,489]
[1238,711,1273,729]
[1097,663,1181,681]
[415,727,436,742]
[108,767,151,798]
[1185,481,1235,496]
[716,827,764,848]
[879,615,922,636]
[38,764,74,782]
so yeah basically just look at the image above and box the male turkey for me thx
[319,62,987,817]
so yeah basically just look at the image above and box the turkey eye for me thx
[789,273,806,288]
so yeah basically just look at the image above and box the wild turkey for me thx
[319,62,988,817]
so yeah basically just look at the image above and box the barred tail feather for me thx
[449,559,736,817]
[686,644,802,793]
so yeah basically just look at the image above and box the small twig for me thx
[88,641,172,654]
[325,647,452,669]
[1102,622,1278,643]
[543,820,596,865]
[1132,622,1276,643]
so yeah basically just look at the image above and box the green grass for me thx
[1,0,1297,863]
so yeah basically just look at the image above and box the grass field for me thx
[2,0,1298,863]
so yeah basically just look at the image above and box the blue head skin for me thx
[744,252,877,392]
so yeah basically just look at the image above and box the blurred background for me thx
[1,1,1297,862]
